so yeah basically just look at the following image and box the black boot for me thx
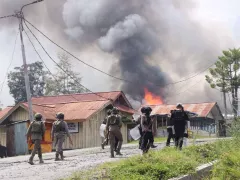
[55,152,60,161]
[60,151,64,160]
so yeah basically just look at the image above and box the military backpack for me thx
[55,120,65,132]
[31,121,43,133]
[108,114,119,125]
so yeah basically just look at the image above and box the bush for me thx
[66,141,234,180]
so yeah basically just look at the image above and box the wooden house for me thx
[0,91,136,156]
[139,102,225,137]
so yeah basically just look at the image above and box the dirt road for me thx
[0,138,220,180]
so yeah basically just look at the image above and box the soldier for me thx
[140,107,156,154]
[170,103,189,150]
[166,112,174,146]
[26,113,45,165]
[105,107,123,158]
[51,112,73,161]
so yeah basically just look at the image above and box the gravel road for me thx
[0,138,221,180]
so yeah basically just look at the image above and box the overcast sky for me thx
[0,0,240,110]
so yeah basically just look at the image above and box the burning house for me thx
[138,102,225,137]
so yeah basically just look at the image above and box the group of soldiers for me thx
[26,103,189,164]
[26,112,72,165]
[101,103,189,157]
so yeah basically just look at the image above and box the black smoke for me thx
[63,0,171,102]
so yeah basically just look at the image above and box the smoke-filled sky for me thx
[0,0,239,112]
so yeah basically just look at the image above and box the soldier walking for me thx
[170,103,189,150]
[101,109,119,150]
[26,113,45,165]
[105,107,123,158]
[51,112,73,161]
[140,107,156,154]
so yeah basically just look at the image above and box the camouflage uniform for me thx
[106,107,123,158]
[51,112,71,161]
[26,113,45,165]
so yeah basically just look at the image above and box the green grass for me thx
[64,139,235,180]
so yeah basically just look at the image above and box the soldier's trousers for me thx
[29,139,42,161]
[109,129,123,156]
[166,128,174,146]
[55,135,65,153]
[175,135,184,150]
[141,131,153,153]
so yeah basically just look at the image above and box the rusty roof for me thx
[31,91,122,105]
[0,106,13,119]
[141,102,218,117]
[15,91,134,122]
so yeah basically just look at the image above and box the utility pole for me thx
[15,0,44,121]
[16,11,34,122]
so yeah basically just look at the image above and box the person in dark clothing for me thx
[140,107,156,154]
[166,113,174,146]
[135,108,157,149]
[170,103,189,150]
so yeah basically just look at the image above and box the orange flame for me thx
[144,88,163,105]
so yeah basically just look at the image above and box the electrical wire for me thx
[0,30,19,95]
[0,14,15,20]
[23,29,81,103]
[24,18,216,87]
[23,20,113,102]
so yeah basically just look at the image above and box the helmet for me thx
[176,103,183,109]
[145,107,152,112]
[34,113,42,120]
[107,109,112,115]
[56,112,64,119]
[112,107,119,114]
[141,107,145,113]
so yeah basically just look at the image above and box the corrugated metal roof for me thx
[19,91,135,122]
[142,102,217,117]
[0,106,13,119]
[31,91,122,105]
[116,104,137,114]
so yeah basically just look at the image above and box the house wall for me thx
[0,127,6,146]
[62,109,129,149]
[8,107,29,122]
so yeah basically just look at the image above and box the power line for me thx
[24,18,216,87]
[23,29,81,103]
[23,20,113,102]
[0,30,19,95]
[0,14,15,20]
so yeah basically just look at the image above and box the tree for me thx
[45,53,85,96]
[206,60,229,118]
[7,61,47,104]
[206,48,240,117]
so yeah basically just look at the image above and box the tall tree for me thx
[206,48,240,117]
[7,61,47,104]
[45,53,85,96]
[206,60,229,118]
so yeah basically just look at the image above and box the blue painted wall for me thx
[14,122,28,155]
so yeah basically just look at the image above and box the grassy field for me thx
[65,139,234,180]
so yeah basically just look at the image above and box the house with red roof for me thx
[0,91,136,156]
[139,102,225,137]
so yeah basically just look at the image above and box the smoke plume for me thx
[0,0,235,107]
[63,0,172,102]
